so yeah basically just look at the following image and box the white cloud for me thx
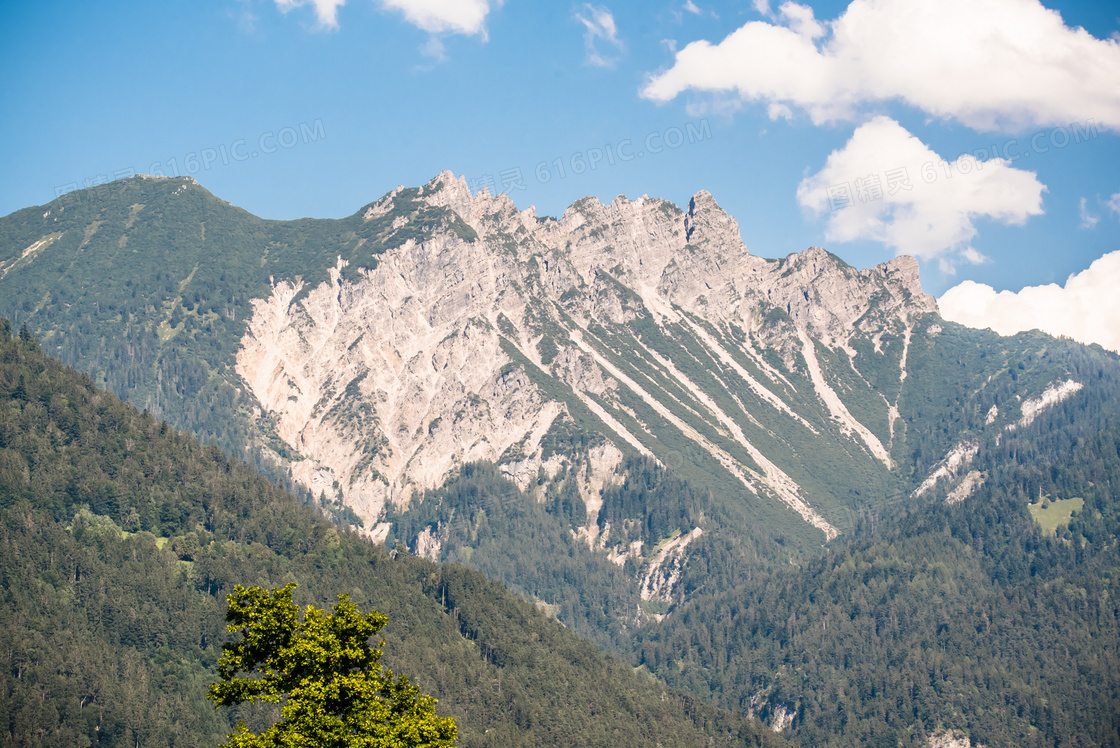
[1108,192,1120,217]
[797,117,1046,265]
[273,0,496,36]
[420,35,446,60]
[767,102,793,121]
[378,0,494,36]
[939,250,1120,353]
[1080,197,1100,229]
[576,4,624,68]
[683,0,702,15]
[777,1,824,39]
[274,0,346,28]
[960,247,991,265]
[231,0,260,33]
[642,0,1120,132]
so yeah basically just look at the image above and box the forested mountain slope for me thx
[0,323,787,748]
[635,339,1120,746]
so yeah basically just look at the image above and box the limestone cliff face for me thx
[236,192,562,540]
[236,171,937,550]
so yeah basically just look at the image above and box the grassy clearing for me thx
[648,528,682,557]
[1029,496,1084,535]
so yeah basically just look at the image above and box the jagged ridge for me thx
[235,171,935,552]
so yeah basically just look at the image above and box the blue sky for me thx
[2,0,1119,326]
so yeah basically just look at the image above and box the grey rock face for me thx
[236,171,937,544]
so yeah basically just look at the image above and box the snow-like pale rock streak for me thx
[570,327,839,539]
[1015,379,1083,428]
[680,316,817,432]
[798,329,891,466]
[912,440,980,498]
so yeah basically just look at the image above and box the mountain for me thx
[4,174,1120,746]
[3,172,1118,638]
[0,322,788,748]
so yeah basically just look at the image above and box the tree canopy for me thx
[209,583,457,748]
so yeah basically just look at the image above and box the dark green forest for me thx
[389,456,785,650]
[0,322,786,748]
[636,362,1120,747]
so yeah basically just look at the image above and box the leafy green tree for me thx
[208,583,457,748]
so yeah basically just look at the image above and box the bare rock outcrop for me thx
[236,171,938,552]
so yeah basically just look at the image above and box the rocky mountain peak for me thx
[234,172,941,546]
[684,189,742,250]
[882,255,933,308]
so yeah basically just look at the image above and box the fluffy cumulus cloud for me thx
[642,0,1120,132]
[939,250,1120,353]
[797,117,1046,269]
[576,5,624,67]
[274,0,496,35]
